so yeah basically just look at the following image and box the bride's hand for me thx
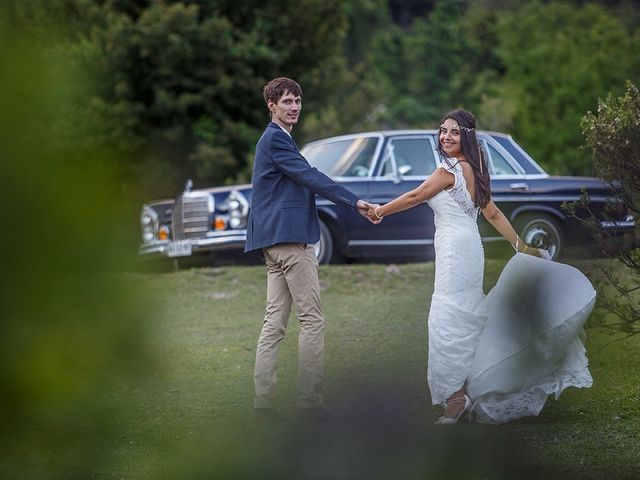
[537,248,552,260]
[527,247,552,260]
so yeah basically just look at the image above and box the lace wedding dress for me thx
[426,158,594,424]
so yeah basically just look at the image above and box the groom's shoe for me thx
[254,407,287,424]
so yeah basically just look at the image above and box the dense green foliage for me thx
[494,2,639,174]
[579,81,640,337]
[583,82,640,223]
[366,1,479,127]
[365,1,640,175]
[0,12,153,478]
[5,0,639,194]
[5,0,351,196]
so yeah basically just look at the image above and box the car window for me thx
[380,137,437,177]
[302,137,378,177]
[486,142,518,176]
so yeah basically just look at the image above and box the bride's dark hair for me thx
[437,109,491,209]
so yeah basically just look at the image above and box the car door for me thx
[479,136,532,240]
[355,134,439,258]
[301,134,380,249]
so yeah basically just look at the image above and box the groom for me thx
[245,77,374,421]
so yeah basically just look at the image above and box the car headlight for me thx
[229,216,242,229]
[227,190,249,229]
[140,206,159,242]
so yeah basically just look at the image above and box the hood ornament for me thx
[184,179,193,193]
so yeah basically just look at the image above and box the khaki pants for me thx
[254,243,325,409]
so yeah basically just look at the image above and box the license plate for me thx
[167,240,192,257]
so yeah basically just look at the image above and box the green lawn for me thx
[75,259,640,478]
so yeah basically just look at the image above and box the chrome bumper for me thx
[599,215,636,230]
[139,239,171,256]
[139,230,247,258]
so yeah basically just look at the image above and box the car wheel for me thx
[516,213,564,259]
[314,219,339,264]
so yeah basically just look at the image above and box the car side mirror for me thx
[398,165,413,176]
[392,165,413,184]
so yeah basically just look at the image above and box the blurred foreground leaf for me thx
[0,8,160,478]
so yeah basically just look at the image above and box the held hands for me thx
[366,203,383,224]
[356,200,371,219]
[356,200,382,224]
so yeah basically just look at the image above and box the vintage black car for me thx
[139,130,634,264]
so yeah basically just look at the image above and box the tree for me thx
[366,0,484,128]
[494,2,640,175]
[14,0,352,196]
[300,0,391,141]
[577,81,640,339]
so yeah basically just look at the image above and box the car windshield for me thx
[301,136,379,177]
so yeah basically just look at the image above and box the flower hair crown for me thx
[440,123,476,133]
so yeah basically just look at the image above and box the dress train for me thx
[466,253,595,424]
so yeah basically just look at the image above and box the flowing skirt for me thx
[466,253,595,424]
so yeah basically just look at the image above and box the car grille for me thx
[172,193,212,240]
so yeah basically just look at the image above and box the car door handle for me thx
[509,183,529,191]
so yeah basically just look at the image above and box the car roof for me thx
[305,129,512,144]
[302,129,547,176]
[379,129,510,138]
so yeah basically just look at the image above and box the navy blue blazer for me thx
[245,122,360,252]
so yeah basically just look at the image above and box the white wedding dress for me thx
[426,159,594,424]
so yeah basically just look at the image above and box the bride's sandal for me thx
[435,394,472,425]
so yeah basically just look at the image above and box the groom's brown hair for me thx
[263,77,303,107]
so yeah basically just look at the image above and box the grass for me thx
[67,258,640,478]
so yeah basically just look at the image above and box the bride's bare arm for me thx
[481,200,541,256]
[368,168,453,219]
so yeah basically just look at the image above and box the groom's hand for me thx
[356,200,370,218]
[356,200,381,224]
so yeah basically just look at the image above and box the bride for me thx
[366,109,594,424]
